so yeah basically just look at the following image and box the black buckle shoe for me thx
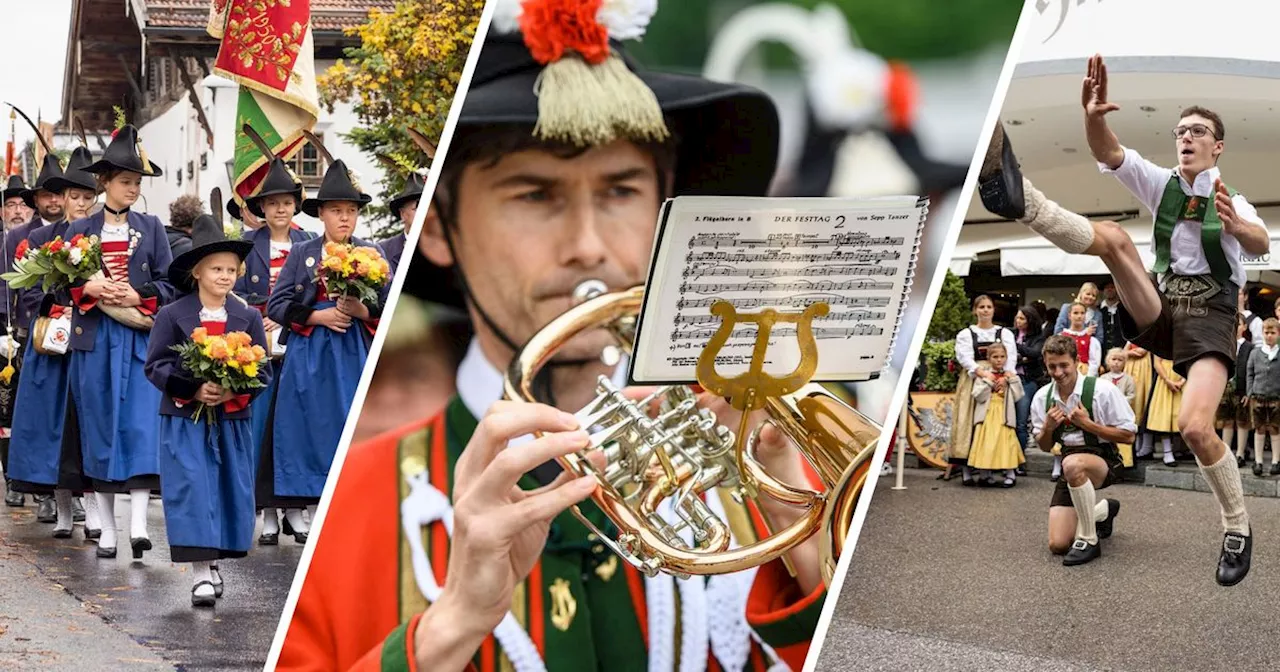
[131,536,152,560]
[4,483,23,507]
[1063,538,1101,566]
[978,121,1025,220]
[1097,499,1121,539]
[1217,528,1253,586]
[36,496,56,523]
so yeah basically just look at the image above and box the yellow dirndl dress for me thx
[1146,357,1182,434]
[967,388,1025,470]
[1124,347,1154,427]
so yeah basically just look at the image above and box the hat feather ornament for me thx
[493,0,667,147]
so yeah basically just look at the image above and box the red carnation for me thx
[48,239,64,253]
[519,0,610,65]
[69,233,84,246]
[14,240,28,261]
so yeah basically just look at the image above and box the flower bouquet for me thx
[170,327,268,423]
[1,234,100,293]
[316,242,390,306]
[61,234,155,330]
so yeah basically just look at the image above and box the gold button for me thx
[74,326,82,335]
[252,275,259,283]
[592,544,604,554]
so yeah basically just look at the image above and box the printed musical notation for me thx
[630,195,928,383]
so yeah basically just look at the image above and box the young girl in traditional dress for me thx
[1125,343,1155,458]
[1101,347,1137,466]
[1247,318,1280,477]
[233,157,315,545]
[1231,315,1254,466]
[69,125,174,560]
[966,343,1024,487]
[946,295,1017,485]
[1052,281,1104,344]
[6,145,101,539]
[263,160,387,517]
[1060,302,1101,376]
[1147,355,1183,467]
[145,214,272,606]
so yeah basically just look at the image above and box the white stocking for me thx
[83,492,101,531]
[53,489,73,533]
[129,489,149,539]
[95,492,117,549]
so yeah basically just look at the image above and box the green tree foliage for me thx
[927,270,971,342]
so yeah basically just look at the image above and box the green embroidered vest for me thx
[1152,173,1237,285]
[1049,376,1101,447]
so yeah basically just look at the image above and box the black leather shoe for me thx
[292,530,309,544]
[192,581,217,608]
[259,532,279,546]
[96,545,117,558]
[85,527,101,541]
[1063,538,1101,566]
[1253,462,1264,477]
[978,121,1025,220]
[1097,499,1121,539]
[1217,528,1253,587]
[1270,463,1280,476]
[52,527,72,539]
[36,497,56,523]
[131,537,152,560]
[4,484,23,507]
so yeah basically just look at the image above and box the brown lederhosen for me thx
[1252,397,1280,433]
[1117,273,1237,378]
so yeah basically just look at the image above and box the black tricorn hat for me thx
[301,159,372,218]
[21,154,65,208]
[1,175,26,202]
[388,172,425,216]
[168,214,254,294]
[45,146,99,194]
[246,157,304,218]
[403,27,780,310]
[84,125,163,178]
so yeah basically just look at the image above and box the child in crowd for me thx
[1247,318,1280,477]
[1147,355,1183,467]
[967,342,1025,487]
[1124,343,1154,458]
[1100,348,1137,466]
[1060,302,1101,376]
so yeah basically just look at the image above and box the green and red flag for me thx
[207,0,319,210]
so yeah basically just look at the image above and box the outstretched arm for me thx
[1082,54,1124,169]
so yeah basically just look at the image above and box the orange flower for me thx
[208,340,230,361]
[226,331,252,349]
[250,344,267,360]
[235,347,257,365]
[192,327,209,344]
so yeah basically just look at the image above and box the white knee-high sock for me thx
[1198,451,1250,535]
[1162,437,1174,462]
[1223,427,1236,455]
[95,492,117,549]
[1271,434,1280,466]
[129,489,149,539]
[1237,428,1250,458]
[262,509,279,535]
[1255,433,1267,466]
[1019,178,1097,254]
[1093,499,1110,522]
[1052,456,1062,478]
[1069,480,1099,544]
[83,492,101,531]
[1140,432,1155,456]
[53,489,73,532]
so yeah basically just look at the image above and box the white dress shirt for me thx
[1099,146,1264,289]
[955,325,1017,375]
[1030,375,1137,446]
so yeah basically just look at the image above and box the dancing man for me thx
[1031,335,1133,565]
[980,54,1262,585]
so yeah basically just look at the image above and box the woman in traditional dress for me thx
[1147,356,1183,467]
[1124,342,1155,458]
[145,214,272,606]
[6,145,101,539]
[262,160,387,520]
[68,125,174,560]
[233,156,315,545]
[946,294,1016,485]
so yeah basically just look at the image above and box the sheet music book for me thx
[628,195,928,385]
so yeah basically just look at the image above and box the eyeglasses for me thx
[1171,124,1217,140]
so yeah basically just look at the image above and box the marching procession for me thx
[0,117,417,607]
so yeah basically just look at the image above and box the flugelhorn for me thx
[503,281,881,584]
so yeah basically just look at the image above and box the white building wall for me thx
[137,58,390,240]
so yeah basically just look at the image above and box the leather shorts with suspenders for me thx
[1049,376,1125,508]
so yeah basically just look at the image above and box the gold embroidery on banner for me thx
[548,578,577,632]
[594,555,618,582]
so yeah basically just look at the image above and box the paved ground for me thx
[0,495,304,671]
[815,469,1280,672]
